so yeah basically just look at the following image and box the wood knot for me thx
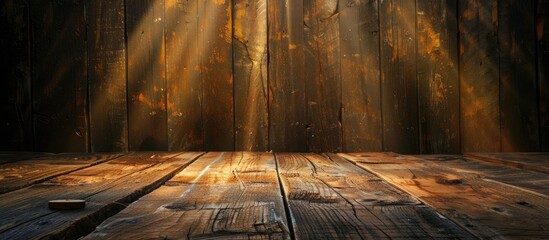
[435,178,463,185]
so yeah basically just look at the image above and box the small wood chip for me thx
[48,199,86,210]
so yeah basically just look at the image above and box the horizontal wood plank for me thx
[0,152,203,239]
[277,153,474,239]
[0,152,52,164]
[415,155,549,196]
[84,152,289,239]
[341,152,549,239]
[0,153,125,194]
[465,152,549,174]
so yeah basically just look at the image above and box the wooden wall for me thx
[1,0,547,153]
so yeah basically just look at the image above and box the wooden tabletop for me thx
[0,152,547,239]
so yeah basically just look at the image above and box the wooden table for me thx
[0,152,547,239]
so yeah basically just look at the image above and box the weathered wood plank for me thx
[88,0,128,152]
[0,152,202,239]
[200,0,234,151]
[277,153,475,239]
[499,0,539,151]
[459,0,500,152]
[0,153,125,194]
[379,0,419,153]
[0,0,32,151]
[416,154,549,196]
[304,0,342,152]
[233,0,269,151]
[165,0,203,151]
[417,0,460,153]
[0,152,52,164]
[126,0,168,151]
[465,152,549,174]
[268,0,307,152]
[339,0,382,152]
[341,152,549,239]
[84,152,289,239]
[31,0,88,152]
[538,0,549,151]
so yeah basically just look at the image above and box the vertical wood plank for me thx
[539,0,549,151]
[200,0,234,151]
[165,0,203,150]
[88,0,128,152]
[31,0,88,152]
[304,0,342,152]
[459,0,500,152]
[126,0,168,150]
[416,0,460,153]
[499,0,539,151]
[0,0,32,150]
[268,0,307,152]
[339,0,382,152]
[233,0,268,151]
[379,0,418,153]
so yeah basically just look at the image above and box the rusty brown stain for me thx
[136,92,165,111]
[461,7,475,20]
[224,4,232,43]
[430,73,446,104]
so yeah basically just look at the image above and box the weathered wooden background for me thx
[0,0,547,153]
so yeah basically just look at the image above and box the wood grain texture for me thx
[0,153,124,194]
[416,0,460,153]
[277,153,475,239]
[0,152,52,164]
[201,0,234,151]
[304,0,342,152]
[341,152,549,239]
[31,0,88,152]
[538,0,549,151]
[379,0,419,154]
[416,154,549,196]
[0,152,203,239]
[0,0,32,151]
[339,0,382,152]
[499,0,539,151]
[165,0,203,151]
[268,0,307,152]
[465,152,549,174]
[84,152,290,239]
[459,0,500,152]
[126,0,168,151]
[88,0,128,152]
[233,0,269,151]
